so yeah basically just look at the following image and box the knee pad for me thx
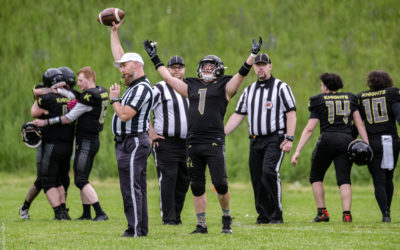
[41,177,57,193]
[214,184,228,195]
[191,183,205,197]
[74,176,89,190]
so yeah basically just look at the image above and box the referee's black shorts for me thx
[310,132,353,186]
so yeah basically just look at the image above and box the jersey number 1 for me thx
[198,88,207,115]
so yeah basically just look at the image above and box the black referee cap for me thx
[167,56,185,67]
[254,53,271,64]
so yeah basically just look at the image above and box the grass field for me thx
[1,174,400,249]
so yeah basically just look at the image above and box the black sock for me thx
[92,202,104,216]
[60,203,66,210]
[82,204,91,218]
[53,205,62,216]
[22,200,31,210]
[343,211,351,214]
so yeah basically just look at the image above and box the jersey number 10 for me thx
[362,97,388,124]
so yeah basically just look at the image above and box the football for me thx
[97,8,125,26]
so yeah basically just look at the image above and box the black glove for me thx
[251,36,263,55]
[143,40,158,58]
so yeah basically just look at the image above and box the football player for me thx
[291,73,369,222]
[33,66,109,221]
[144,36,262,234]
[357,70,400,222]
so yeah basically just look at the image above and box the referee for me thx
[149,56,190,225]
[110,22,153,237]
[225,53,296,224]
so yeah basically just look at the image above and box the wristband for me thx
[238,61,252,76]
[48,117,62,125]
[284,135,294,142]
[150,55,164,70]
[110,97,120,105]
[250,53,257,57]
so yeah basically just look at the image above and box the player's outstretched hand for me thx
[251,36,263,55]
[143,40,158,58]
[111,20,123,32]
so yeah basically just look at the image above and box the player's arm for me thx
[291,118,319,166]
[281,110,296,153]
[110,21,125,61]
[143,40,188,97]
[352,110,369,144]
[32,102,92,127]
[225,37,262,100]
[224,113,245,136]
[31,101,48,118]
[33,88,76,100]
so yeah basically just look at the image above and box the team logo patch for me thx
[266,101,273,109]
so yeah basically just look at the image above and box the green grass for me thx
[1,174,400,249]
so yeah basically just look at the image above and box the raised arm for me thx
[110,21,125,61]
[225,37,262,100]
[352,110,369,144]
[143,40,188,97]
[291,118,319,166]
[224,113,245,136]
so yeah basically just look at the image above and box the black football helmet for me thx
[42,68,65,88]
[21,122,42,148]
[58,66,76,88]
[347,139,373,166]
[197,55,225,81]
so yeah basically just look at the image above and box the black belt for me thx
[249,131,284,139]
[114,132,147,142]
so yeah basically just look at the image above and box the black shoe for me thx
[312,210,329,223]
[342,213,352,222]
[256,219,270,224]
[76,215,92,220]
[382,216,391,223]
[122,229,136,237]
[63,209,71,220]
[53,212,67,221]
[270,218,284,224]
[222,215,232,234]
[93,213,109,221]
[162,221,178,225]
[191,225,208,234]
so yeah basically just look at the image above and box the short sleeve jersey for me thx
[185,75,232,143]
[357,87,400,136]
[37,93,74,143]
[76,86,109,138]
[308,92,358,134]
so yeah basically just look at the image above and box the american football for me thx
[97,8,125,26]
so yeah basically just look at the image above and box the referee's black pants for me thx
[115,133,151,237]
[152,137,190,224]
[249,134,285,222]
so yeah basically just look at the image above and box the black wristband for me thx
[150,55,164,70]
[238,61,252,76]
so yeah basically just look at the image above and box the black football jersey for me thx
[308,92,358,134]
[185,75,232,143]
[37,93,74,143]
[357,87,400,136]
[75,86,108,137]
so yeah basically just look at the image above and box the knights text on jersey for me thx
[185,75,232,143]
[76,86,109,137]
[37,93,74,143]
[308,92,358,134]
[235,76,296,136]
[357,87,400,136]
[152,81,189,139]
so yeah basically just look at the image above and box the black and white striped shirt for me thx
[235,76,296,136]
[112,76,153,135]
[152,81,189,139]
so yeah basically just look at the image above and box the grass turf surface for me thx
[1,174,400,249]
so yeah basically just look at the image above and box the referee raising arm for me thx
[225,53,296,224]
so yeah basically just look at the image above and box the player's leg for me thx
[207,142,232,233]
[309,135,332,222]
[187,143,208,234]
[249,138,271,224]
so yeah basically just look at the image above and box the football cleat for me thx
[312,210,329,223]
[76,215,92,220]
[342,213,352,222]
[190,225,208,234]
[19,205,30,220]
[222,215,232,234]
[93,213,109,221]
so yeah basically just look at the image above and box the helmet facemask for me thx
[197,55,226,81]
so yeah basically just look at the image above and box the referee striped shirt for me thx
[235,76,296,136]
[152,81,189,139]
[112,76,153,135]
